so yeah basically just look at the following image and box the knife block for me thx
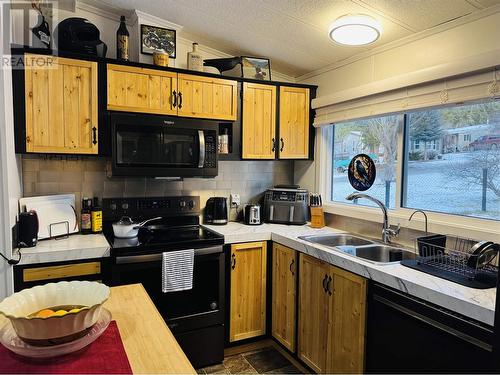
[310,207,325,228]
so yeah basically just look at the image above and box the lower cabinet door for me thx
[271,243,297,352]
[298,254,330,373]
[229,241,267,342]
[326,265,367,374]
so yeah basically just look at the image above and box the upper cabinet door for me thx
[242,82,277,159]
[279,86,310,159]
[177,74,237,121]
[107,64,178,115]
[25,54,98,154]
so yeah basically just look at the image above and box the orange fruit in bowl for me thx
[35,309,55,318]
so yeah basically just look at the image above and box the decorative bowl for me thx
[0,281,109,345]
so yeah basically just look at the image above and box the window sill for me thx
[323,202,500,242]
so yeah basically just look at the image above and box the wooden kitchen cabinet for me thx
[278,86,310,159]
[14,259,108,292]
[242,82,277,159]
[298,254,330,373]
[229,241,267,342]
[326,266,367,374]
[177,74,238,121]
[298,253,367,374]
[24,53,98,154]
[107,64,178,115]
[272,243,297,352]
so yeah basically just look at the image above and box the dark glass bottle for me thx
[81,198,92,235]
[116,15,129,61]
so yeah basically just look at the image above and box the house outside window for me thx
[325,100,500,222]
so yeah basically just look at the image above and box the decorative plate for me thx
[0,308,111,358]
[348,154,376,191]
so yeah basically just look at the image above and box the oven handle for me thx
[115,246,223,264]
[198,130,205,168]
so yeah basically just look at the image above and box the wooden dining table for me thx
[104,283,196,374]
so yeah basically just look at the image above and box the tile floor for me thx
[198,346,303,374]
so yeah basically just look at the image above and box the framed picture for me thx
[241,56,271,81]
[140,24,176,58]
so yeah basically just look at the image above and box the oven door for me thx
[110,246,224,333]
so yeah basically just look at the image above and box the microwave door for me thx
[116,125,162,166]
[162,129,200,168]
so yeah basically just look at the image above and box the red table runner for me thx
[0,321,133,374]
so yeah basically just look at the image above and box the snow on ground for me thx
[331,151,499,220]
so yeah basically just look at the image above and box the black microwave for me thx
[110,113,218,177]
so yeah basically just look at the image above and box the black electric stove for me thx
[102,196,225,368]
[103,196,224,255]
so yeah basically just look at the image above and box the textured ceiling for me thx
[98,0,500,77]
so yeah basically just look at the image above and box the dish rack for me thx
[401,234,499,289]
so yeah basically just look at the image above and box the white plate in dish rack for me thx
[19,194,79,239]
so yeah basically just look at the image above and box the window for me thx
[326,100,500,222]
[404,103,500,220]
[331,114,402,209]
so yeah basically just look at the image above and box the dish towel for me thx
[162,249,194,293]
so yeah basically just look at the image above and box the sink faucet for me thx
[345,192,400,244]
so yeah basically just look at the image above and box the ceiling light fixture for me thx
[328,14,382,46]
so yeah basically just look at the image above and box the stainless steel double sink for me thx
[298,233,416,265]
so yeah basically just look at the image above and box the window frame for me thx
[316,111,500,241]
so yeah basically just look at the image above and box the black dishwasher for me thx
[366,283,494,373]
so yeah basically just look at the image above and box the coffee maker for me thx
[204,197,228,225]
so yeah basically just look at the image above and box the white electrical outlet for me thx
[230,194,240,207]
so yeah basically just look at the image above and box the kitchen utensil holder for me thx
[310,207,325,228]
[415,235,499,278]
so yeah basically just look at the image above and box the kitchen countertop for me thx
[14,234,110,265]
[104,284,195,374]
[204,222,497,326]
[15,222,496,326]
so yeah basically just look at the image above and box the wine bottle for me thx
[116,15,129,61]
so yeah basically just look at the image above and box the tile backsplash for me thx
[22,156,294,220]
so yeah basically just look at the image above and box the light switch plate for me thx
[230,194,240,207]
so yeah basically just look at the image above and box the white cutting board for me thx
[19,194,78,239]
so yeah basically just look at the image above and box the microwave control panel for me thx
[205,133,217,169]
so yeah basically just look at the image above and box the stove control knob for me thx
[188,200,195,209]
[122,203,129,210]
[110,203,117,211]
[179,200,186,208]
[210,302,218,310]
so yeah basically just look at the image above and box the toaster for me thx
[263,186,309,225]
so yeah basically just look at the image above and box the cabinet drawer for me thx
[23,262,101,282]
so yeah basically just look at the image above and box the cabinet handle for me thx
[280,138,284,152]
[322,274,328,293]
[327,275,333,296]
[92,127,97,145]
[231,253,236,270]
[178,92,183,109]
[272,138,276,152]
[26,136,31,144]
[289,259,295,276]
[172,90,177,108]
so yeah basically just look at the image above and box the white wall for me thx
[10,1,294,82]
[0,2,22,299]
[297,9,500,100]
[294,9,500,191]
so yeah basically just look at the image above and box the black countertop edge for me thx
[11,45,318,90]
